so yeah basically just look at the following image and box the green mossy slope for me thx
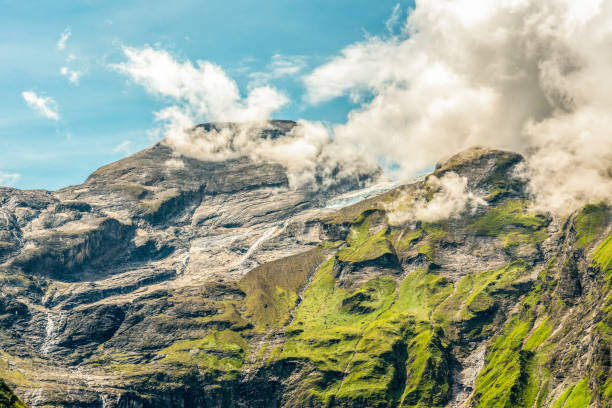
[0,379,27,408]
[259,197,610,407]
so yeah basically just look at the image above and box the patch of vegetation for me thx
[471,316,532,407]
[276,258,455,406]
[336,211,393,263]
[397,268,453,322]
[240,248,325,329]
[502,230,547,249]
[603,373,612,399]
[0,379,27,408]
[417,244,435,264]
[393,228,422,253]
[551,378,591,408]
[422,222,448,241]
[333,268,453,407]
[399,328,451,407]
[110,183,152,200]
[470,200,547,238]
[281,259,397,372]
[337,230,392,263]
[158,329,248,373]
[485,188,510,202]
[551,384,574,408]
[140,189,181,214]
[593,232,612,276]
[575,203,608,248]
[563,378,591,408]
[195,300,251,331]
[0,354,29,387]
[524,318,552,351]
[434,261,529,340]
[318,240,344,250]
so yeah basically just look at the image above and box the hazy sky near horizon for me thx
[1,0,409,190]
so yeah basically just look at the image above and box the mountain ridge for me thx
[0,125,610,407]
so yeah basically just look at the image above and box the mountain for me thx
[0,122,611,407]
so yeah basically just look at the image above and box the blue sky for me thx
[1,0,411,190]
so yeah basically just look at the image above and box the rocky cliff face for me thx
[0,124,611,408]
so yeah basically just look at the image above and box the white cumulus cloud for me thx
[112,46,288,123]
[22,91,60,121]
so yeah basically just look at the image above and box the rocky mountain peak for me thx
[435,146,522,174]
[73,120,380,215]
[432,146,526,202]
[0,144,611,408]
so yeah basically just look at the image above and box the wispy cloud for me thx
[60,66,83,84]
[59,54,88,85]
[0,172,20,187]
[385,4,402,32]
[22,91,59,121]
[57,27,71,51]
[249,54,307,86]
[113,140,132,155]
[268,54,307,77]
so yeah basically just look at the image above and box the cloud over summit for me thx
[112,47,377,190]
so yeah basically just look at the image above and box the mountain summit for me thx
[0,139,611,407]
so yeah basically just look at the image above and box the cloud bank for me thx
[304,0,612,213]
[22,91,59,121]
